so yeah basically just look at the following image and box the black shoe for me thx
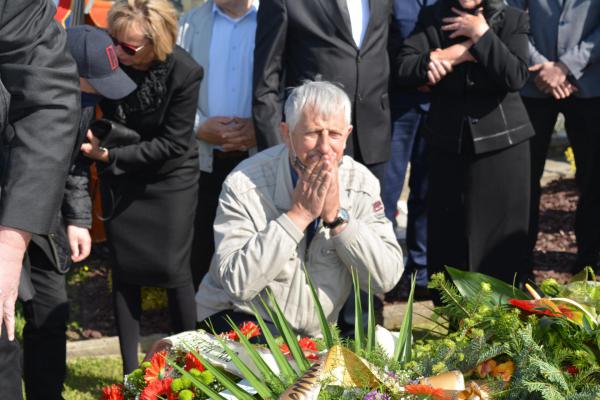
[385,273,430,302]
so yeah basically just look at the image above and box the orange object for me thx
[89,163,107,243]
[86,1,113,28]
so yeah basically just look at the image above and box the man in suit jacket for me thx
[253,0,396,183]
[0,0,80,398]
[178,0,259,289]
[508,0,600,272]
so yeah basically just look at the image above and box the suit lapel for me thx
[316,0,357,47]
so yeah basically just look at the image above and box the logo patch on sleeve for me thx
[372,200,384,213]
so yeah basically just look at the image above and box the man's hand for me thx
[442,8,490,42]
[530,62,570,93]
[67,225,91,262]
[321,152,340,223]
[287,155,333,231]
[427,58,453,86]
[196,117,236,145]
[0,226,31,340]
[221,118,257,152]
[550,81,578,100]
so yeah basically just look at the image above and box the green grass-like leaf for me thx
[304,265,335,348]
[251,302,297,384]
[265,290,311,373]
[366,274,376,353]
[185,346,256,400]
[222,316,285,391]
[212,334,276,399]
[352,268,365,353]
[446,266,528,305]
[394,274,415,364]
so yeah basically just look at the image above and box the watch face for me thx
[339,208,350,222]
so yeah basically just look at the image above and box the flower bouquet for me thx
[100,267,600,399]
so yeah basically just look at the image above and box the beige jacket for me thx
[195,144,403,336]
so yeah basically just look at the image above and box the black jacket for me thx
[395,3,534,154]
[0,0,80,234]
[253,0,397,165]
[99,46,203,179]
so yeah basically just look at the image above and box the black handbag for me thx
[89,118,141,149]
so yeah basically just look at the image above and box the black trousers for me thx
[523,97,600,271]
[428,139,531,284]
[190,151,248,290]
[113,278,196,374]
[0,243,69,400]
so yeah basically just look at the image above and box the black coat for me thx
[395,3,534,154]
[100,46,203,179]
[253,0,397,165]
[98,46,203,287]
[0,0,80,234]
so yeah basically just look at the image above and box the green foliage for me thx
[446,266,528,305]
[422,270,600,400]
[540,278,562,297]
[266,290,311,372]
[352,268,365,354]
[140,287,168,311]
[394,273,416,364]
[304,264,335,349]
[221,316,285,392]
[63,356,124,400]
[15,302,25,343]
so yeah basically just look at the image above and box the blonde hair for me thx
[108,0,177,61]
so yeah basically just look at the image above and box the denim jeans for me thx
[382,106,428,286]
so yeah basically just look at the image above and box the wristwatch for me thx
[323,208,350,229]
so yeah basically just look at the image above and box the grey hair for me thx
[284,81,352,133]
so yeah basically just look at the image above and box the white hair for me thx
[284,81,352,133]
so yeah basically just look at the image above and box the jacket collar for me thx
[273,145,351,213]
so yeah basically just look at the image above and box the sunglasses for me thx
[111,37,146,56]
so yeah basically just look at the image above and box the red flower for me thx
[565,365,579,376]
[298,337,317,351]
[508,299,563,318]
[239,321,261,339]
[405,384,451,400]
[100,384,124,400]
[184,352,206,372]
[140,378,175,400]
[144,351,169,383]
[279,338,319,361]
[279,343,290,355]
[222,330,238,340]
[221,321,261,341]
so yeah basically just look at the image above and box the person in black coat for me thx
[0,0,80,398]
[18,26,137,400]
[395,0,534,285]
[252,0,398,182]
[81,0,203,375]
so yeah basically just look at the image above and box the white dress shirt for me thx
[346,0,370,48]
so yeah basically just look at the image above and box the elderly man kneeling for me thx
[196,81,403,337]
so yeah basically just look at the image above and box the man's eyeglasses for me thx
[111,37,146,56]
